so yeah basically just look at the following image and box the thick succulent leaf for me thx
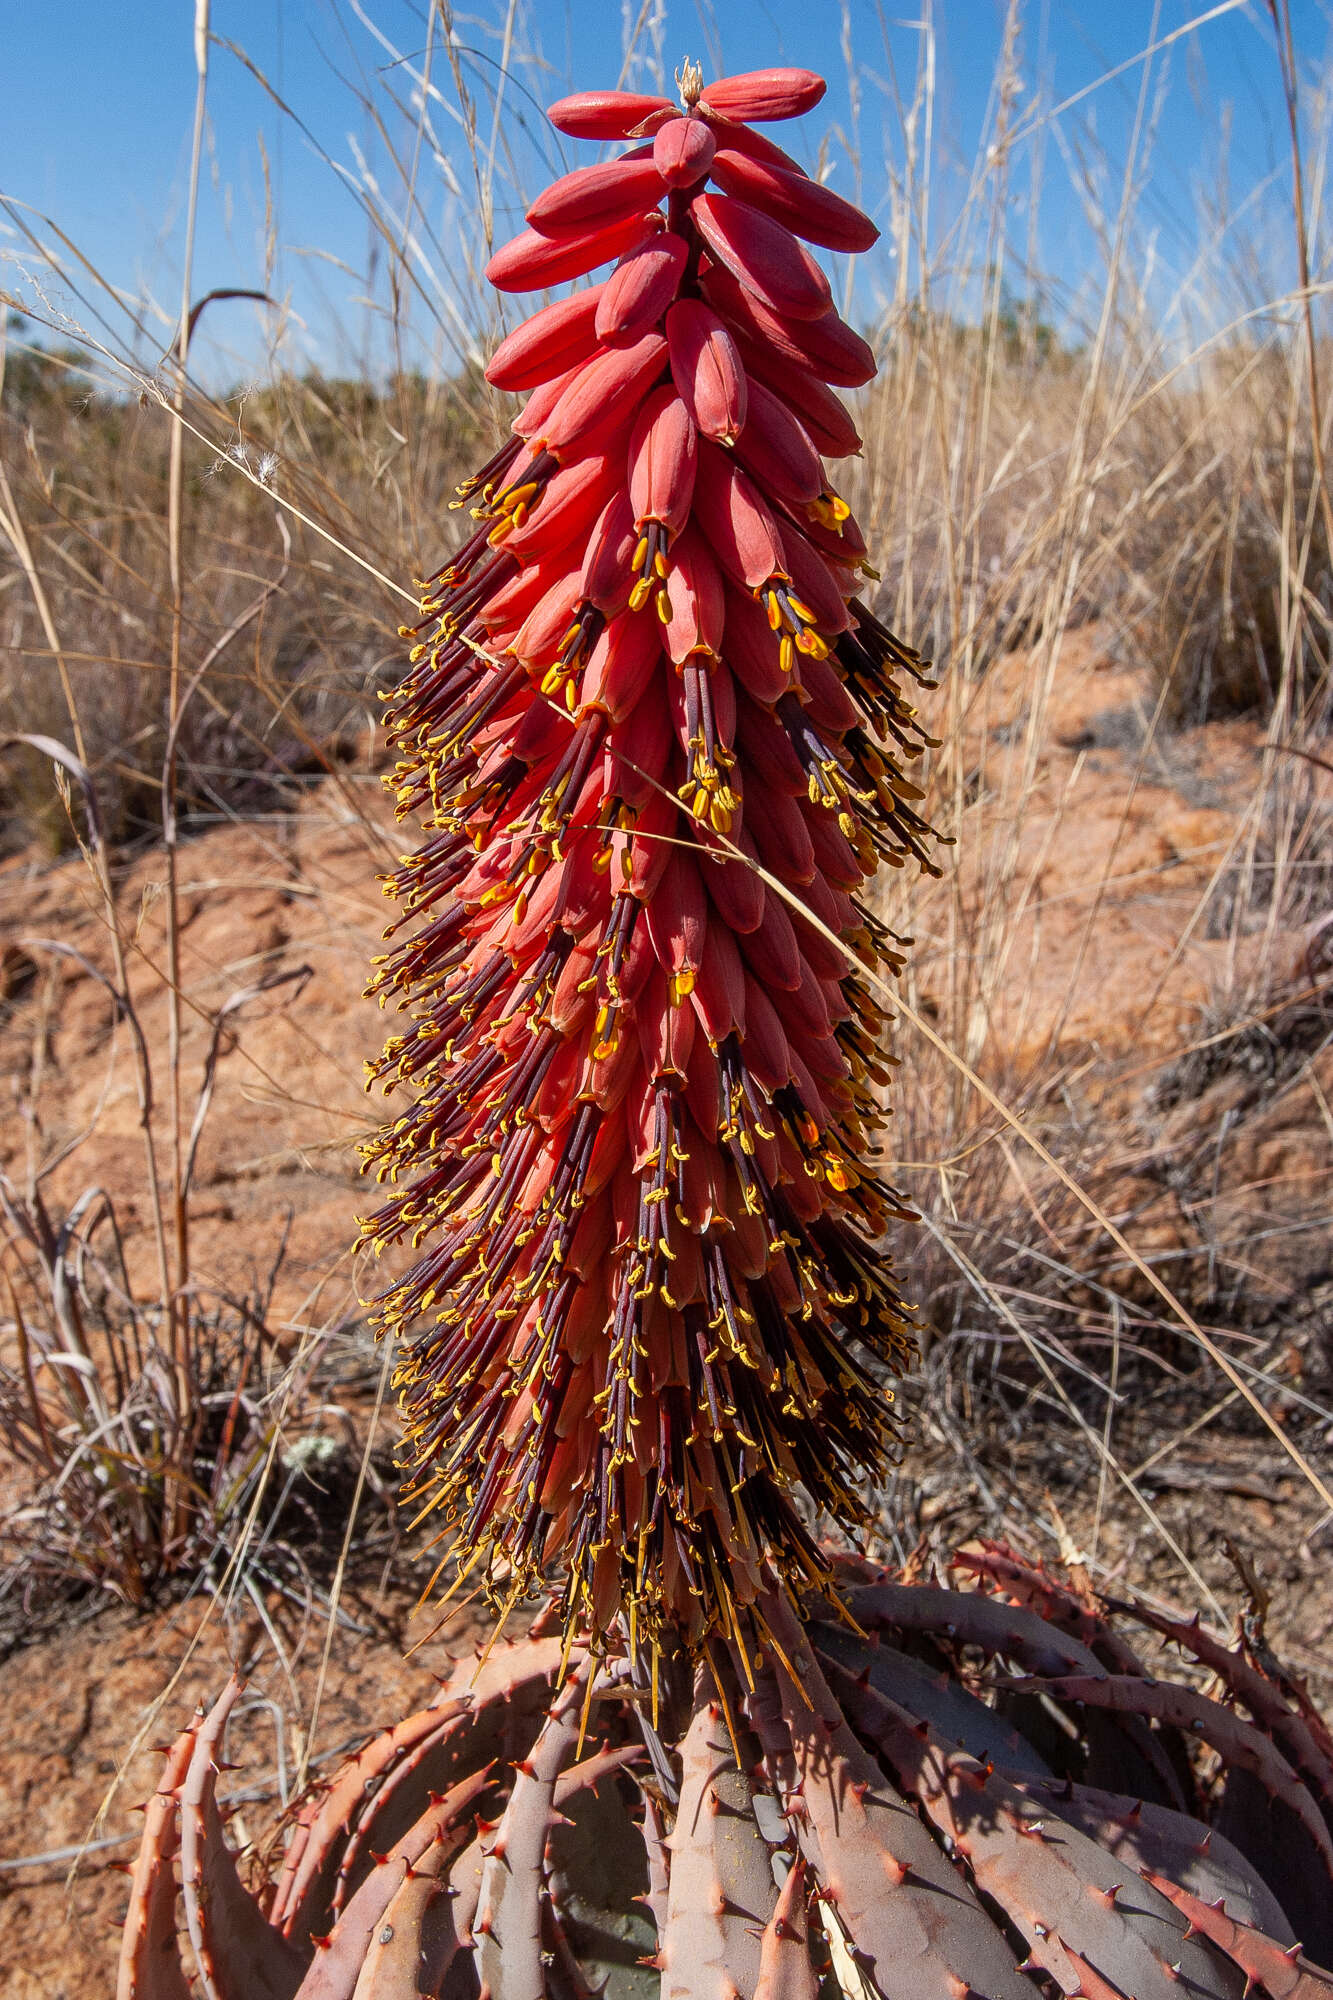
[640,1792,671,1935]
[294,1769,492,2000]
[552,1742,645,1810]
[441,1823,488,1956]
[759,1595,1038,2000]
[475,1661,590,2000]
[541,1896,600,2000]
[451,1736,636,1966]
[826,1660,1245,2000]
[843,1583,1107,1677]
[333,1706,476,1925]
[849,1578,1181,1808]
[179,1680,307,2000]
[811,1621,1051,1775]
[438,1638,569,1711]
[1214,1767,1333,1972]
[545,1751,656,2000]
[755,1859,817,2000]
[348,1830,464,2000]
[1011,1776,1296,1942]
[116,1714,197,2000]
[952,1545,1147,1674]
[1144,1873,1333,2000]
[661,1682,778,2000]
[1005,1673,1333,1886]
[1116,1601,1333,1828]
[946,1553,1194,1807]
[281,1641,565,1945]
[271,1702,469,1938]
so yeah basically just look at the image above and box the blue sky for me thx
[3,1,1331,386]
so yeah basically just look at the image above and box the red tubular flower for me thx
[364,60,945,1657]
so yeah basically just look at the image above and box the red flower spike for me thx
[500,455,617,565]
[700,826,766,931]
[690,191,832,321]
[595,232,688,345]
[653,116,717,187]
[779,519,855,636]
[579,491,638,617]
[365,59,942,1661]
[722,584,794,700]
[663,523,726,664]
[709,149,881,253]
[526,158,669,239]
[511,368,581,441]
[666,299,748,443]
[699,67,827,122]
[577,611,662,724]
[691,443,786,591]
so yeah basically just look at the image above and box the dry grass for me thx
[0,0,1331,1698]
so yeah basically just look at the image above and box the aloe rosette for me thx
[120,1544,1333,2000]
[363,63,944,1655]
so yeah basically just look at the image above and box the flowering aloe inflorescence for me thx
[363,61,945,1654]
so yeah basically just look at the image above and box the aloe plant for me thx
[118,61,1333,2000]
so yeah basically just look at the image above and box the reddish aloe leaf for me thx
[116,1713,197,2000]
[661,1684,777,2000]
[1002,1672,1333,1886]
[1144,1874,1333,2000]
[754,1859,816,2000]
[272,1702,469,1941]
[475,1663,590,2000]
[345,1832,459,2000]
[843,1581,1108,1676]
[1013,1776,1297,1944]
[810,1621,1053,1776]
[178,1681,307,2000]
[1113,1597,1333,1816]
[824,1658,1243,2000]
[760,1596,1038,2000]
[952,1541,1148,1674]
[293,1770,491,2000]
[640,1792,672,1939]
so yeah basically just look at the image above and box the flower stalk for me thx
[363,63,945,1655]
